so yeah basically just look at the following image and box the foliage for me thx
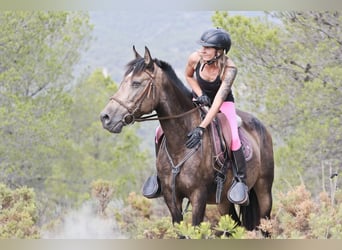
[0,183,40,239]
[112,192,248,239]
[134,217,177,239]
[308,192,342,239]
[0,11,93,216]
[111,186,341,239]
[275,185,316,237]
[174,221,214,239]
[0,11,150,229]
[268,185,342,239]
[116,192,153,233]
[0,11,92,98]
[91,179,115,215]
[214,214,246,239]
[126,192,152,219]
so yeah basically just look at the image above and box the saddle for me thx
[209,112,253,170]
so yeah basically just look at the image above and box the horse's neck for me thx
[156,90,199,152]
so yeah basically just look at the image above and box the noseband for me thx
[110,70,155,125]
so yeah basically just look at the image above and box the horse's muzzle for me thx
[100,112,130,133]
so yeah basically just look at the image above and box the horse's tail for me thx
[240,188,260,230]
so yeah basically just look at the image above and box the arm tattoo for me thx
[219,67,237,100]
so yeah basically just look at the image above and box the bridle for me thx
[109,69,202,125]
[109,70,155,125]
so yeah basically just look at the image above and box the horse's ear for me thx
[144,46,153,67]
[133,45,142,59]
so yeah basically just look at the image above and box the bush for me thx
[0,183,40,238]
[269,185,342,239]
[101,185,342,239]
[91,179,115,216]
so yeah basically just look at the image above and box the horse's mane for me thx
[125,57,193,99]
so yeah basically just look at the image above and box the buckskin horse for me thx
[100,46,274,231]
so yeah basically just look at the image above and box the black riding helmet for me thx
[197,27,231,53]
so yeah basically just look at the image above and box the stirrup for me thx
[227,180,249,206]
[142,175,161,199]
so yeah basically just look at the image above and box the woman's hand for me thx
[196,94,211,106]
[185,126,205,148]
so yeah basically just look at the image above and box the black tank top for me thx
[195,62,234,103]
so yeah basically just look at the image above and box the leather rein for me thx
[109,70,202,125]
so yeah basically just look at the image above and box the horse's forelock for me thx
[124,57,146,76]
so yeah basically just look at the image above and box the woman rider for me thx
[142,28,249,206]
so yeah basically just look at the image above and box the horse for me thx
[100,46,274,231]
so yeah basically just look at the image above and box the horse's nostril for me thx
[100,113,110,124]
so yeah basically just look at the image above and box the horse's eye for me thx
[132,81,141,88]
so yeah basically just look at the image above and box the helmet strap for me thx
[201,51,223,71]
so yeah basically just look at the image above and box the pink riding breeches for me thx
[155,101,241,151]
[219,102,241,151]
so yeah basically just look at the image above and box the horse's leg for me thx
[163,191,183,224]
[254,178,273,220]
[190,189,208,226]
[249,175,273,237]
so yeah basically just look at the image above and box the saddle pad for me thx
[238,128,253,162]
[215,113,253,163]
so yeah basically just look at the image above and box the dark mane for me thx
[125,57,192,99]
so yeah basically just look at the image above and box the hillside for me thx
[79,11,214,83]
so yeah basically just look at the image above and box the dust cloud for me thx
[42,201,127,239]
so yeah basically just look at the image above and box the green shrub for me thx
[134,217,177,239]
[91,179,115,215]
[0,183,40,238]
